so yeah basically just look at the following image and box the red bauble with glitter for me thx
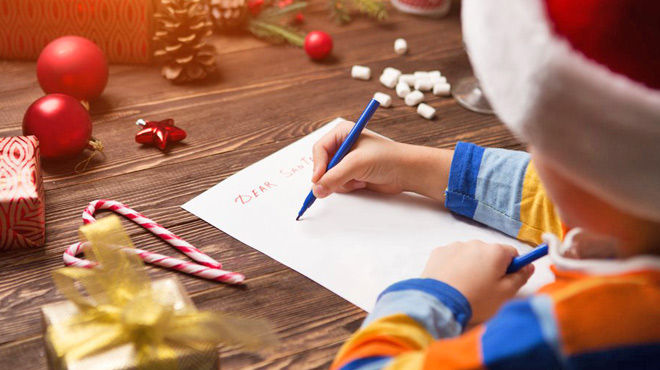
[22,94,93,160]
[37,36,109,101]
[304,31,333,60]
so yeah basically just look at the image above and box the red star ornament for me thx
[135,118,186,150]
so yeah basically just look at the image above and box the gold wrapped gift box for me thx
[42,277,219,370]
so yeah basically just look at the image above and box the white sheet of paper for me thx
[182,118,553,312]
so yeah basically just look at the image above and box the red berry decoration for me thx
[23,94,93,160]
[304,31,333,60]
[37,36,109,102]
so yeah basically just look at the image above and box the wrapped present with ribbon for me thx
[0,136,46,250]
[42,215,276,370]
[0,0,155,63]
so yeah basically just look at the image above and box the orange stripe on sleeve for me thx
[423,326,485,370]
[550,272,660,355]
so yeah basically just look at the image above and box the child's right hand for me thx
[311,121,453,201]
[421,241,535,324]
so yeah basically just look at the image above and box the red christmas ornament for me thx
[304,31,333,60]
[135,119,187,151]
[248,0,264,16]
[22,94,93,160]
[37,36,109,102]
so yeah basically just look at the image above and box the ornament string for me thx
[74,138,104,173]
[63,199,245,284]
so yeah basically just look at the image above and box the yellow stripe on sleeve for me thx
[517,162,564,244]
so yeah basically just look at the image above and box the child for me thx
[315,0,660,368]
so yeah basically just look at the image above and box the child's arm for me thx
[331,243,560,370]
[312,123,564,244]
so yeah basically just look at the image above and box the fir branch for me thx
[329,0,352,24]
[259,2,307,23]
[351,0,387,21]
[329,0,387,24]
[248,19,305,47]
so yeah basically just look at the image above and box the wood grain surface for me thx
[0,1,522,368]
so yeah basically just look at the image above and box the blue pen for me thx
[296,99,380,220]
[506,243,549,273]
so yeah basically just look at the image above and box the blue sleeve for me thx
[444,141,535,240]
[365,278,472,338]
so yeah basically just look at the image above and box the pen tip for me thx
[296,215,301,221]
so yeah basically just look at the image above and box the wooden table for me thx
[0,1,521,368]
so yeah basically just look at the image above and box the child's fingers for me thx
[336,180,368,193]
[312,122,353,182]
[501,264,534,292]
[312,153,363,198]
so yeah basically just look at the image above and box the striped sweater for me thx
[331,142,660,370]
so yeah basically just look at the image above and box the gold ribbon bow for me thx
[49,215,276,369]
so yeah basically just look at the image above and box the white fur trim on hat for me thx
[462,0,660,222]
[544,229,660,275]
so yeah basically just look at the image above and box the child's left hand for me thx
[421,240,535,324]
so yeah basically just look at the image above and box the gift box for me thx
[0,0,156,64]
[42,277,220,370]
[41,215,275,370]
[0,136,46,250]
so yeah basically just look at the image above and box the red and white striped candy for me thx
[63,199,245,285]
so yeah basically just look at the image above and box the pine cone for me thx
[210,0,248,32]
[154,0,217,83]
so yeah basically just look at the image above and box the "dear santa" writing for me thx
[234,156,314,205]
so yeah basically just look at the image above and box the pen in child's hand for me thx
[296,99,380,220]
[506,243,548,274]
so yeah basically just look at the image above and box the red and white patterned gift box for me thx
[0,136,46,250]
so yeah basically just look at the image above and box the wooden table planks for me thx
[0,1,522,368]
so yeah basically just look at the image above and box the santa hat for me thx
[462,0,660,222]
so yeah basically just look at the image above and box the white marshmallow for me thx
[383,67,402,80]
[404,90,424,106]
[379,73,398,89]
[430,76,447,85]
[399,74,416,87]
[428,70,442,80]
[394,38,408,55]
[414,71,429,80]
[373,92,392,108]
[396,82,411,98]
[414,79,434,92]
[351,65,371,80]
[417,103,436,120]
[433,83,451,96]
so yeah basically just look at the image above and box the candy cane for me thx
[63,200,245,285]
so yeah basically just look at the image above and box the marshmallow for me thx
[431,76,448,85]
[351,65,371,80]
[433,83,451,96]
[414,71,429,80]
[404,90,424,106]
[428,70,442,80]
[379,73,398,89]
[417,103,436,120]
[383,67,402,80]
[394,38,408,55]
[399,74,416,87]
[373,92,392,108]
[396,82,411,98]
[414,79,434,92]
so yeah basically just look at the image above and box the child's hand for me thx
[311,121,453,201]
[421,241,535,324]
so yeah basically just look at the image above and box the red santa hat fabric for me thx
[462,0,660,222]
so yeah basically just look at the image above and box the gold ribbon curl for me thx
[49,215,276,369]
